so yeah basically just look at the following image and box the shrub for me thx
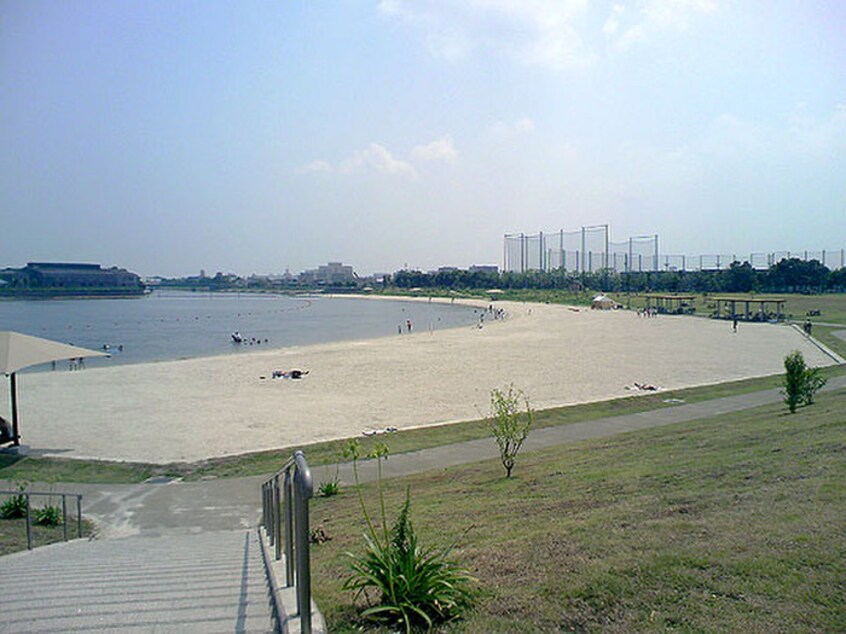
[34,505,63,526]
[317,477,340,498]
[782,350,827,413]
[318,460,341,497]
[488,384,534,478]
[0,482,29,519]
[342,440,475,633]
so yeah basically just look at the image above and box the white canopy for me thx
[0,331,109,375]
[591,295,616,309]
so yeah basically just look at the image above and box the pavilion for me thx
[712,296,786,322]
[644,294,696,315]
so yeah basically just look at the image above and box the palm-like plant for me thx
[343,441,474,632]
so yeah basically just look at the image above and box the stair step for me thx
[0,529,276,633]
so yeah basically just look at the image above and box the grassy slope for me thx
[310,388,846,633]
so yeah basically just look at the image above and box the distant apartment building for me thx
[298,262,356,285]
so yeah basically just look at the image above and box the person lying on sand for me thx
[634,382,658,391]
[272,369,309,379]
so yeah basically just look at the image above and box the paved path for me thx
[28,373,845,537]
[0,530,276,633]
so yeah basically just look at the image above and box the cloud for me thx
[604,0,719,51]
[339,143,418,177]
[295,159,333,174]
[787,102,846,156]
[298,136,461,177]
[379,0,593,70]
[490,117,536,139]
[411,135,458,164]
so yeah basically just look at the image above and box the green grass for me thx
[622,292,846,325]
[2,367,843,484]
[0,455,171,485]
[814,325,846,359]
[308,388,846,633]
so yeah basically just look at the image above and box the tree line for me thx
[391,258,846,294]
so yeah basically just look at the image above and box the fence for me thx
[504,229,845,274]
[0,489,83,550]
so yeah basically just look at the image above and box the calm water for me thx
[0,291,478,371]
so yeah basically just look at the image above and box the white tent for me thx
[0,331,109,446]
[591,294,617,310]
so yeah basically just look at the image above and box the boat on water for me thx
[231,331,243,343]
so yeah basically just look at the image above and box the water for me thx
[0,291,478,371]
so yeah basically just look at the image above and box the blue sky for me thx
[2,0,844,276]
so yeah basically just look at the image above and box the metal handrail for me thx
[0,490,83,550]
[261,451,314,634]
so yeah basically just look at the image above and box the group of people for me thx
[637,308,659,318]
[232,332,269,345]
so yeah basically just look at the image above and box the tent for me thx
[0,331,109,447]
[591,294,617,310]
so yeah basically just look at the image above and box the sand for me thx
[2,299,838,464]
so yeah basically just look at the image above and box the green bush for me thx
[34,505,63,526]
[0,482,29,519]
[782,350,827,413]
[317,477,340,498]
[342,440,475,632]
[488,384,533,478]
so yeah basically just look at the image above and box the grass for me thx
[0,514,96,556]
[308,387,846,632]
[2,367,844,485]
[621,292,846,325]
[813,325,846,359]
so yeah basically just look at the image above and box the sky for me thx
[1,0,844,277]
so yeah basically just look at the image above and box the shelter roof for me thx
[0,331,109,375]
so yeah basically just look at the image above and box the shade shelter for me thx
[645,294,696,315]
[591,294,617,310]
[712,297,786,322]
[0,331,109,447]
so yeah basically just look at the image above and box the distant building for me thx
[470,265,499,274]
[1,262,143,291]
[299,262,356,285]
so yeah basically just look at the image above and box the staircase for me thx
[0,529,277,633]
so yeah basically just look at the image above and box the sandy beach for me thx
[3,299,838,464]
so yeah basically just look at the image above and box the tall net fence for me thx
[504,226,845,273]
[505,226,610,273]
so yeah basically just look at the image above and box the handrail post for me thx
[25,493,32,550]
[274,474,282,561]
[261,483,267,537]
[284,469,294,583]
[77,495,82,538]
[293,450,314,634]
[62,495,68,541]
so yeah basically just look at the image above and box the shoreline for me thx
[2,300,836,464]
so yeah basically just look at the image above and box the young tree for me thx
[488,385,533,478]
[782,351,827,413]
